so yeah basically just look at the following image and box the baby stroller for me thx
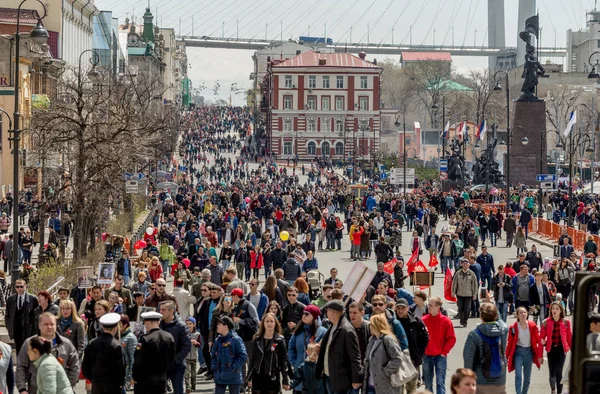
[307,269,324,300]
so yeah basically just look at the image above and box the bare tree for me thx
[30,68,177,260]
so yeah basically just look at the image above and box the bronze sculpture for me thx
[518,15,545,101]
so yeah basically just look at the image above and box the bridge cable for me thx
[231,0,283,39]
[397,0,428,45]
[337,0,377,43]
[356,0,395,44]
[439,0,463,46]
[378,0,415,45]
[211,0,275,38]
[419,0,446,46]
[266,0,323,41]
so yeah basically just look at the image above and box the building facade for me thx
[261,50,382,160]
[567,9,600,73]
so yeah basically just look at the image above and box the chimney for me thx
[296,50,301,55]
[373,58,377,65]
[319,58,326,65]
[267,56,271,62]
[358,51,366,60]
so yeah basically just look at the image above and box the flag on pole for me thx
[429,253,439,268]
[457,122,465,139]
[563,111,576,137]
[384,257,397,275]
[444,268,457,302]
[476,119,486,141]
[406,248,420,274]
[440,121,450,139]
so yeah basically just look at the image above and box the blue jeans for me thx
[514,345,533,394]
[423,355,447,394]
[326,231,336,250]
[324,375,353,394]
[221,259,230,271]
[482,272,493,290]
[489,232,497,247]
[168,365,186,394]
[496,301,508,322]
[215,384,240,394]
[160,259,169,279]
[441,256,452,274]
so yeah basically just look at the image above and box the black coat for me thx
[5,293,38,340]
[398,312,429,366]
[82,332,126,394]
[315,315,362,392]
[491,273,513,302]
[247,333,290,386]
[133,328,175,394]
[528,283,552,315]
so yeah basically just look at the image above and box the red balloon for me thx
[183,258,191,268]
[134,240,147,250]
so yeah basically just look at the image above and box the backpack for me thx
[475,327,505,379]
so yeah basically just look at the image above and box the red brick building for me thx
[260,50,383,160]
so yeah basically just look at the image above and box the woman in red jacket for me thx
[539,301,572,394]
[506,307,542,394]
[250,245,264,280]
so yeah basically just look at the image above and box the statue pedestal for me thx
[509,100,547,185]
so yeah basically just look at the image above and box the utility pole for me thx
[410,25,412,45]
[222,21,224,38]
[192,16,194,36]
[367,23,369,43]
[236,18,239,40]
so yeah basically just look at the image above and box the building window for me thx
[335,142,344,155]
[322,76,330,88]
[307,141,316,155]
[322,142,331,156]
[284,75,293,88]
[283,141,293,155]
[359,96,368,111]
[307,95,317,110]
[283,95,293,110]
[405,137,411,145]
[322,96,330,110]
[335,119,344,132]
[322,119,331,132]
[360,76,368,89]
[336,76,344,88]
[335,96,344,111]
[308,75,316,88]
[308,118,316,132]
[283,118,292,132]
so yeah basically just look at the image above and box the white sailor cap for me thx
[99,313,121,328]
[141,311,163,321]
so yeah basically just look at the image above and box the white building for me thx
[567,9,600,73]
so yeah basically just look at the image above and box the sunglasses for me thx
[224,297,232,301]
[201,289,209,292]
[157,284,166,287]
[287,293,297,297]
[372,303,385,307]
[15,286,24,289]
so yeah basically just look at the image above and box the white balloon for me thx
[146,227,153,235]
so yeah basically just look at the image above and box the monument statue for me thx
[472,139,505,185]
[518,15,545,101]
[446,139,469,183]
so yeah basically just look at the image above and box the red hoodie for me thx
[422,312,456,356]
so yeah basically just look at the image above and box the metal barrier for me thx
[530,217,593,253]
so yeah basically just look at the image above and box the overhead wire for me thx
[439,0,463,46]
[338,0,377,43]
[233,0,282,39]
[398,0,428,45]
[268,0,322,40]
[419,1,446,46]
[378,0,414,44]
[324,0,361,39]
[356,0,395,43]
[212,0,274,38]
[187,0,246,37]
[305,0,345,39]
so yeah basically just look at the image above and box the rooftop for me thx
[0,8,40,25]
[401,52,452,62]
[273,50,381,69]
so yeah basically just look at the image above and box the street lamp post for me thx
[11,0,48,287]
[432,93,446,160]
[394,114,406,195]
[493,70,512,215]
[557,132,593,226]
[586,56,600,194]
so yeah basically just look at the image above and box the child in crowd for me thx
[292,342,325,394]
[185,316,201,393]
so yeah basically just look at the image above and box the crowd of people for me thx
[4,105,598,394]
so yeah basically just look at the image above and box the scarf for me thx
[60,316,72,331]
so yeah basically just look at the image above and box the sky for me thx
[96,0,598,105]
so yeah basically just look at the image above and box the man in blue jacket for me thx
[371,294,409,349]
[160,300,191,394]
[476,246,495,290]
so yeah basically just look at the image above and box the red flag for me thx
[384,257,397,275]
[406,248,419,274]
[444,268,457,302]
[429,253,439,268]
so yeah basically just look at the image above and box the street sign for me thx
[440,171,448,181]
[380,172,387,180]
[125,180,139,194]
[536,174,556,182]
[540,181,554,189]
[440,159,448,172]
[389,168,415,185]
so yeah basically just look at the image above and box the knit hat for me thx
[231,288,244,298]
[303,304,321,320]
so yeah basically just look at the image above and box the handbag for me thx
[382,337,419,387]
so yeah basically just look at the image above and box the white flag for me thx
[563,110,577,137]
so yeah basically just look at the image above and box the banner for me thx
[384,257,397,275]
[429,254,439,268]
[406,248,419,274]
[414,261,430,289]
[444,268,457,302]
